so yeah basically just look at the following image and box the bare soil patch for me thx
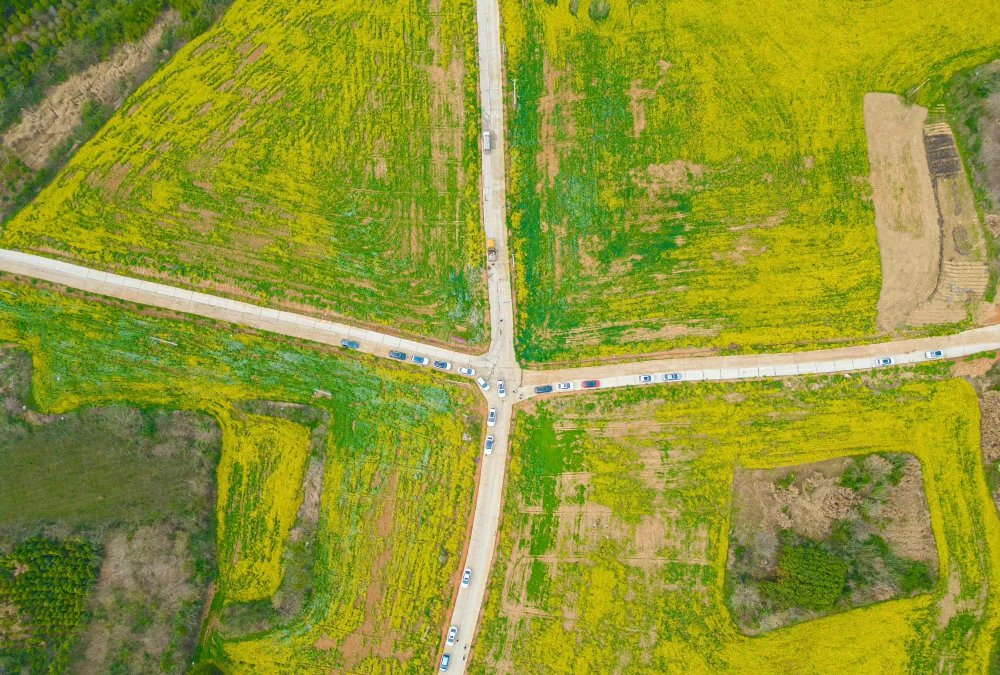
[727,453,937,634]
[863,93,940,330]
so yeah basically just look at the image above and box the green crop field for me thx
[504,0,1000,364]
[0,276,482,672]
[474,375,1000,672]
[2,0,486,347]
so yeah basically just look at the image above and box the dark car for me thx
[534,385,553,394]
[582,380,600,389]
[388,350,407,360]
[340,339,360,349]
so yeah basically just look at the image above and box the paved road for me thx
[441,0,519,670]
[519,326,1000,400]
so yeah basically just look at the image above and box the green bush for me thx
[763,541,848,611]
[588,0,610,21]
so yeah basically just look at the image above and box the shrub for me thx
[763,541,847,611]
[588,0,610,21]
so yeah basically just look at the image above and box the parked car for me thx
[340,339,360,350]
[461,568,472,587]
[556,382,573,391]
[388,350,407,360]
[433,360,452,370]
[534,385,553,394]
[458,366,475,376]
[487,408,497,426]
[663,372,683,382]
[412,355,430,366]
[497,379,506,398]
[484,435,495,455]
[582,380,600,389]
[446,625,458,646]
[638,374,653,383]
[440,653,451,671]
[873,357,894,367]
[482,130,493,152]
[925,350,945,360]
[476,377,490,391]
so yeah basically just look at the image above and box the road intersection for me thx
[1,0,999,670]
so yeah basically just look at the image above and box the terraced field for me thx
[2,0,487,347]
[504,0,1000,364]
[0,276,481,672]
[475,375,1000,672]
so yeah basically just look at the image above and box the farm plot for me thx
[2,0,486,347]
[215,411,311,603]
[474,376,1000,672]
[0,277,482,672]
[504,0,1000,364]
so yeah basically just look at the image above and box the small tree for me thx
[589,0,610,21]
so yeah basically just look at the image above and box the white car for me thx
[476,376,490,391]
[458,366,475,376]
[497,379,507,398]
[663,372,683,382]
[433,360,452,371]
[638,374,654,383]
[873,357,894,367]
[925,350,945,360]
[446,625,458,646]
[484,435,495,455]
[461,567,472,587]
[557,382,573,391]
[411,355,430,366]
[487,408,497,426]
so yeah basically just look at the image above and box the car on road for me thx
[482,130,493,152]
[487,408,497,426]
[461,567,472,587]
[873,357,894,367]
[458,366,475,376]
[440,653,451,671]
[663,372,683,382]
[446,625,458,646]
[476,376,490,391]
[433,360,452,370]
[388,350,406,360]
[412,355,430,366]
[534,385,553,394]
[582,380,600,389]
[340,339,360,350]
[484,435,495,455]
[556,382,573,391]
[925,350,945,360]
[497,379,506,398]
[638,374,653,383]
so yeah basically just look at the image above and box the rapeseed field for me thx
[505,0,1000,363]
[2,0,487,347]
[475,375,1000,672]
[216,411,311,602]
[0,278,481,671]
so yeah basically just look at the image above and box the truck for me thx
[487,238,497,263]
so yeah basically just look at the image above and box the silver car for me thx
[487,408,497,427]
[476,376,490,391]
[446,625,458,646]
[663,372,683,382]
[412,355,430,366]
[638,374,653,383]
[458,366,475,376]
[873,357,894,367]
[461,567,472,587]
[557,382,573,391]
[497,379,507,398]
[484,435,495,455]
[925,350,944,360]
